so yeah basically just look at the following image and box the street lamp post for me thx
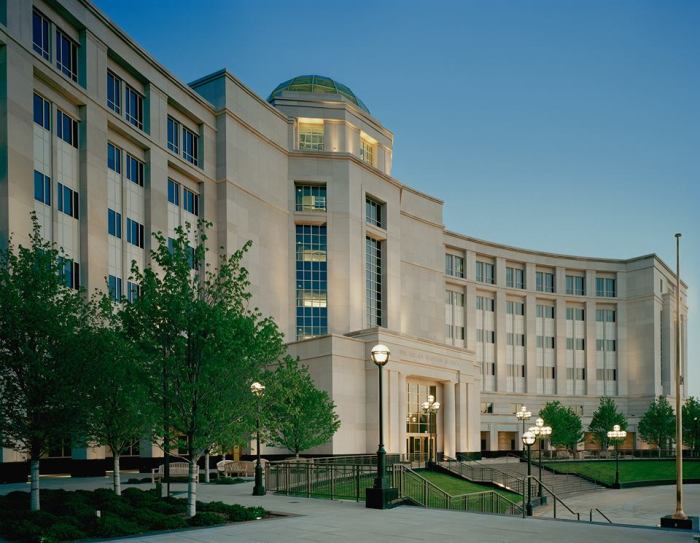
[522,431,535,516]
[250,381,266,496]
[366,344,399,509]
[515,406,532,454]
[607,424,627,489]
[422,394,440,464]
[531,417,552,499]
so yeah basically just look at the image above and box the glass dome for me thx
[268,75,370,114]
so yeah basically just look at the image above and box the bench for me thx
[151,462,199,484]
[216,459,268,477]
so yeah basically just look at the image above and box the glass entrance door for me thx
[406,435,435,464]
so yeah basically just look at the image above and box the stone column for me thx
[495,288,507,391]
[399,372,407,455]
[388,369,400,454]
[585,299,597,396]
[467,382,481,452]
[443,381,456,458]
[456,382,468,453]
[555,297,567,394]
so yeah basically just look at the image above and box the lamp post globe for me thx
[522,431,535,516]
[250,381,266,496]
[607,424,627,489]
[366,344,398,509]
[370,344,390,366]
[422,394,440,464]
[515,406,532,453]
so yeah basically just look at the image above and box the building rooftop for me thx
[268,75,370,114]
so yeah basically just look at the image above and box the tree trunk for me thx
[30,458,40,511]
[295,451,300,459]
[113,453,121,496]
[204,452,210,483]
[187,459,197,517]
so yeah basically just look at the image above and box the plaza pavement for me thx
[1,476,698,542]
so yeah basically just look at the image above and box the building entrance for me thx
[406,435,436,463]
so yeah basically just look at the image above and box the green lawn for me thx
[419,470,521,501]
[544,460,700,485]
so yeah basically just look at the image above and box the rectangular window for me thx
[108,275,122,301]
[596,339,617,351]
[360,137,375,166]
[126,154,144,186]
[57,183,79,219]
[445,290,465,342]
[34,171,51,205]
[127,281,140,303]
[55,28,78,82]
[296,225,328,339]
[164,116,179,154]
[566,307,585,320]
[506,267,525,289]
[476,261,495,284]
[33,93,51,130]
[506,300,525,315]
[567,337,585,350]
[537,336,555,348]
[596,308,616,322]
[57,110,79,148]
[477,329,496,343]
[445,254,465,278]
[125,85,144,130]
[597,368,617,381]
[33,10,51,60]
[108,209,122,238]
[476,296,495,311]
[366,236,383,327]
[536,304,555,319]
[107,71,122,114]
[507,333,525,346]
[183,126,199,165]
[167,179,180,206]
[126,218,145,248]
[59,258,80,290]
[536,271,555,293]
[295,184,327,211]
[566,275,585,296]
[480,402,494,414]
[596,277,617,297]
[183,188,199,216]
[298,122,324,151]
[365,196,384,228]
[107,143,121,173]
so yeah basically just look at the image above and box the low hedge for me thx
[0,488,266,542]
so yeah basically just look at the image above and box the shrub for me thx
[95,513,142,538]
[132,509,187,531]
[187,512,226,527]
[46,522,87,541]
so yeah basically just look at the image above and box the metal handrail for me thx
[439,457,525,495]
[590,508,612,523]
[526,475,580,520]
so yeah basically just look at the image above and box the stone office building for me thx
[0,0,689,474]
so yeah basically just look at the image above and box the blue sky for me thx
[94,0,699,396]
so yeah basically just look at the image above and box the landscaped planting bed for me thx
[0,487,266,542]
[544,459,700,485]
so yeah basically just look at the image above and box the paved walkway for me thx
[537,483,700,527]
[1,477,698,542]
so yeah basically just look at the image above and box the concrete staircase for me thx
[476,459,599,497]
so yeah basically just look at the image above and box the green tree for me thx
[121,223,284,516]
[84,297,154,496]
[539,401,583,454]
[638,395,676,457]
[0,217,91,510]
[588,397,627,450]
[263,357,341,458]
[683,396,700,456]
